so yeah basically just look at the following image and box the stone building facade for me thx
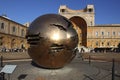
[87,25,120,48]
[59,5,120,49]
[0,16,28,51]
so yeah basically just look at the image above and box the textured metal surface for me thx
[26,14,78,68]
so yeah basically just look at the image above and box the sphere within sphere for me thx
[26,14,78,68]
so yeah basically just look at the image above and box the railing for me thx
[81,53,120,80]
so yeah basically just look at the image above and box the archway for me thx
[11,39,16,49]
[69,16,87,47]
[21,40,25,49]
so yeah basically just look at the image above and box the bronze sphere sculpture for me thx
[26,14,78,68]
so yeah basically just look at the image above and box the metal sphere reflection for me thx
[26,14,78,68]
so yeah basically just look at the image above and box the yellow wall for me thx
[0,16,28,49]
[87,26,120,48]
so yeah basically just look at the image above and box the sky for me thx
[0,0,120,25]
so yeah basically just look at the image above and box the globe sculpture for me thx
[26,14,78,68]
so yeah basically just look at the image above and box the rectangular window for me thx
[95,32,98,37]
[107,32,110,36]
[1,23,5,29]
[102,32,104,36]
[91,21,93,26]
[118,32,120,36]
[113,31,115,36]
[12,26,16,33]
[21,29,24,37]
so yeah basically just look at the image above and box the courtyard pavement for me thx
[1,56,120,80]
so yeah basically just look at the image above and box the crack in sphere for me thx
[26,14,78,69]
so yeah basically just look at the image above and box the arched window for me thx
[0,37,3,46]
[96,41,98,46]
[88,8,93,12]
[107,42,110,46]
[102,42,104,46]
[60,9,65,13]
